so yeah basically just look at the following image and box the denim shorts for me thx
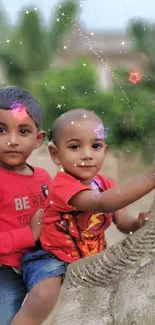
[0,265,27,325]
[21,249,68,292]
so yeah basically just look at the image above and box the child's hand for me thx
[147,163,155,186]
[30,209,44,241]
[137,211,149,228]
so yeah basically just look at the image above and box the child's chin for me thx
[3,159,23,168]
[78,171,95,180]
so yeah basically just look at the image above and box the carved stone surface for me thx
[43,199,155,325]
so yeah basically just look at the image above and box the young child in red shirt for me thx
[0,86,52,325]
[13,108,155,325]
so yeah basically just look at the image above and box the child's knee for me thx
[29,276,61,307]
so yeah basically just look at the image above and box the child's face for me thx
[0,109,45,167]
[49,119,107,184]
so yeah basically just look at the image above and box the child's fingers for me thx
[37,214,43,225]
[138,216,144,226]
[34,209,44,219]
[138,212,149,225]
[32,209,44,225]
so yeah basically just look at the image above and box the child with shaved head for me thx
[14,108,155,325]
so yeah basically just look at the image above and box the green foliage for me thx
[0,0,78,86]
[0,5,154,162]
[127,19,152,54]
[32,58,102,129]
[127,18,155,89]
[18,8,45,72]
[48,1,79,61]
[0,5,11,47]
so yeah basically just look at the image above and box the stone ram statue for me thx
[43,199,155,325]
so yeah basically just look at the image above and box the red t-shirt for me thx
[41,171,117,263]
[0,166,51,267]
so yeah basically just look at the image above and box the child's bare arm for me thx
[70,166,155,212]
[113,209,149,234]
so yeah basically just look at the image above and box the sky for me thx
[1,0,155,30]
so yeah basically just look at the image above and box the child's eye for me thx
[0,127,5,133]
[20,129,30,135]
[69,144,79,150]
[92,143,102,149]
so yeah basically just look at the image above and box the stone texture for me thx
[43,198,155,325]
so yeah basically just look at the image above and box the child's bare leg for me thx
[10,276,61,325]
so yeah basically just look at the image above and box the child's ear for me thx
[104,144,108,153]
[48,144,61,165]
[35,130,46,148]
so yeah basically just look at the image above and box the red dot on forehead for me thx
[12,106,28,121]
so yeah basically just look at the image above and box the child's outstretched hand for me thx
[137,211,149,228]
[30,209,44,241]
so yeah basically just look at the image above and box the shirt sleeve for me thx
[47,172,90,213]
[0,226,35,255]
[0,188,4,204]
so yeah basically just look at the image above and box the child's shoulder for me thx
[53,171,75,180]
[33,166,51,181]
[51,172,85,193]
[94,173,117,189]
[33,166,50,175]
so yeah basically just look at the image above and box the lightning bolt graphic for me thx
[87,213,102,230]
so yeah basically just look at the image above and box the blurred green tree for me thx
[0,0,78,86]
[111,17,155,160]
[127,18,155,90]
[32,58,104,130]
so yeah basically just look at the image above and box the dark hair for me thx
[0,86,42,129]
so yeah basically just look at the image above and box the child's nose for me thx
[7,134,19,146]
[81,147,93,160]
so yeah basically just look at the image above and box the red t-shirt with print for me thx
[0,166,51,267]
[41,171,117,263]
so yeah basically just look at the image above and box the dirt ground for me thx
[28,144,155,247]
